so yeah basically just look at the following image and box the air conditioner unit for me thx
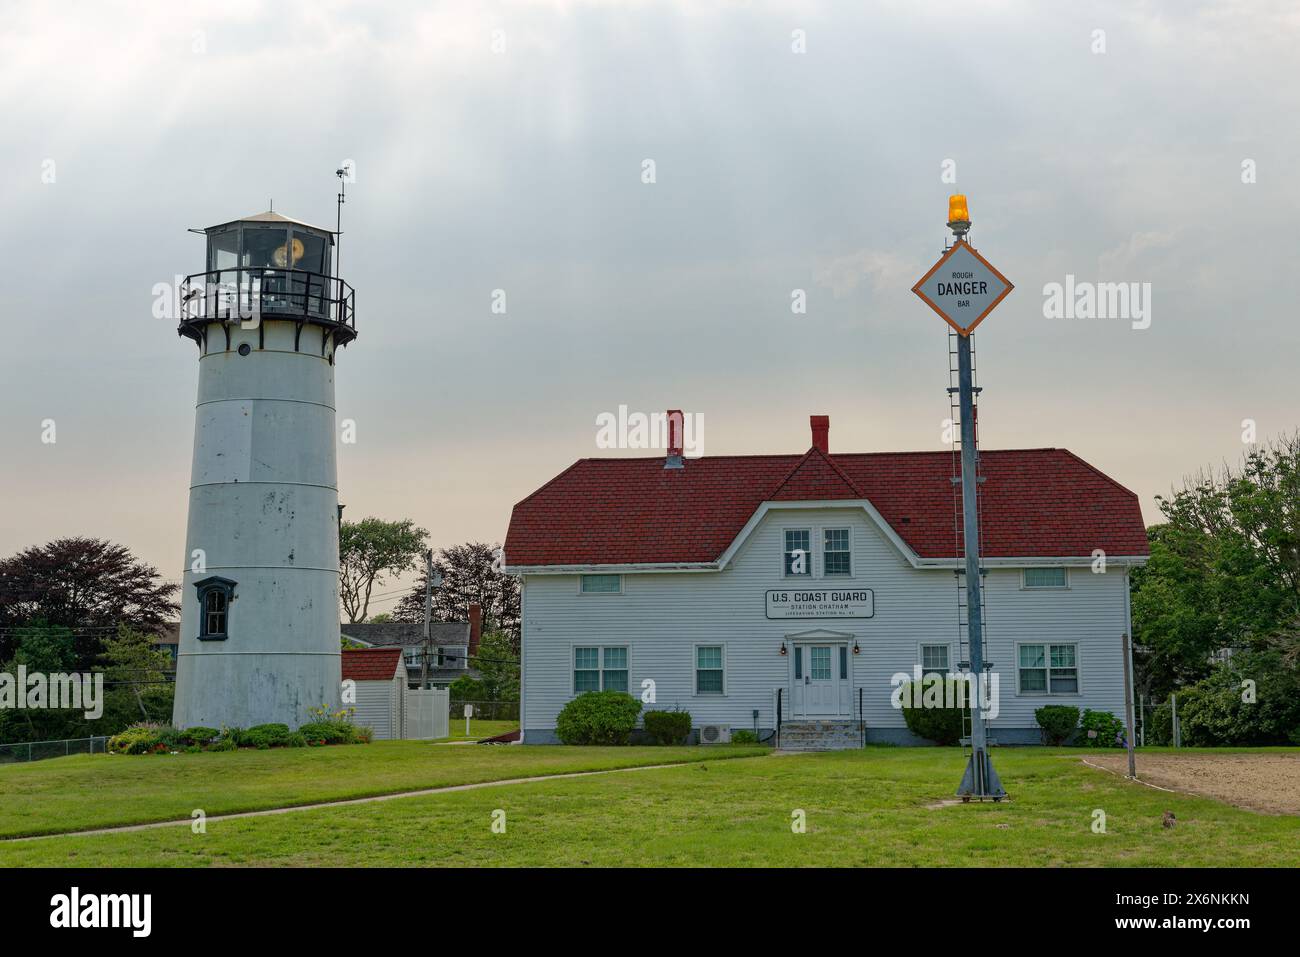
[698,724,731,745]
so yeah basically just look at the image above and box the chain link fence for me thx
[450,699,519,722]
[0,736,110,764]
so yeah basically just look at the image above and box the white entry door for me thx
[785,642,847,717]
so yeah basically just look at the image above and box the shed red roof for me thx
[341,647,403,681]
[504,442,1149,567]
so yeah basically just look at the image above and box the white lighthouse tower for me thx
[172,210,356,730]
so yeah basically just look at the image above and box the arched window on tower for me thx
[194,576,237,641]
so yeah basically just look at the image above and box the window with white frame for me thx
[580,574,622,594]
[574,646,628,693]
[1018,643,1079,694]
[920,644,950,677]
[823,528,851,576]
[1023,567,1068,588]
[695,645,724,694]
[784,529,811,576]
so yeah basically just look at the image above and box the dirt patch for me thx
[1086,752,1300,815]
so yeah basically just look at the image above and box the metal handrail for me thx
[859,686,865,747]
[180,266,356,332]
[776,687,782,749]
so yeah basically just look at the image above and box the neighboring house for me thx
[340,605,482,690]
[504,414,1150,746]
[341,648,406,740]
[152,622,180,665]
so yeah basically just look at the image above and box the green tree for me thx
[1131,433,1300,699]
[393,542,520,647]
[0,538,178,666]
[338,518,428,623]
[472,629,520,702]
[101,625,174,721]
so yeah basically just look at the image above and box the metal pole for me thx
[420,549,433,690]
[1121,632,1136,778]
[1140,695,1146,748]
[1172,693,1180,747]
[955,332,1004,800]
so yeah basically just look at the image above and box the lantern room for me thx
[204,210,334,275]
[178,209,356,351]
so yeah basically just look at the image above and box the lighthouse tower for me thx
[173,211,357,730]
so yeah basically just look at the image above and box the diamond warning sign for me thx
[911,239,1013,336]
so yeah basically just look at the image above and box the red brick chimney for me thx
[664,409,684,469]
[468,603,482,657]
[810,415,830,454]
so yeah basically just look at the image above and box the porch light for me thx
[779,641,787,656]
[853,641,860,655]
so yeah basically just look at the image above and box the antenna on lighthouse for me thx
[334,166,348,279]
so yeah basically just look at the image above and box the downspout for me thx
[518,576,526,744]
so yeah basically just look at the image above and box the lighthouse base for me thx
[172,651,341,730]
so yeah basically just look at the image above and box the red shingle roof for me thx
[504,446,1149,566]
[341,647,403,681]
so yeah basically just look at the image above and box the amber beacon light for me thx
[947,193,971,238]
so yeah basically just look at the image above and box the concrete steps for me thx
[778,719,862,751]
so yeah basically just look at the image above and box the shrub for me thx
[1166,651,1300,747]
[643,710,692,746]
[239,723,294,749]
[1035,705,1080,746]
[899,679,967,746]
[555,691,642,745]
[730,729,758,745]
[297,720,357,745]
[177,726,221,747]
[1079,709,1126,747]
[108,723,179,755]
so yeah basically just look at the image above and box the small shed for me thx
[341,648,406,740]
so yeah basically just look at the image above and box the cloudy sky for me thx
[2,0,1296,614]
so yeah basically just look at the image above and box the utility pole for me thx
[1122,631,1137,778]
[420,549,433,690]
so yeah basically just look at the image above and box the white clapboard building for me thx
[504,415,1149,747]
[341,648,407,740]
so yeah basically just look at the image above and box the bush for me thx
[238,723,294,749]
[555,691,642,745]
[108,723,179,755]
[1161,651,1300,747]
[643,710,692,746]
[730,729,758,745]
[899,679,967,746]
[1035,705,1080,746]
[1079,709,1126,747]
[177,726,221,747]
[297,720,356,745]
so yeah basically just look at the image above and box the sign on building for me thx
[765,589,875,619]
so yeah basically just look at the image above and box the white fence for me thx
[405,689,450,740]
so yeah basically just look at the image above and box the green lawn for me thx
[2,747,1297,867]
[435,719,518,742]
[0,741,763,839]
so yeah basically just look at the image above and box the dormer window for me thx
[194,576,237,641]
